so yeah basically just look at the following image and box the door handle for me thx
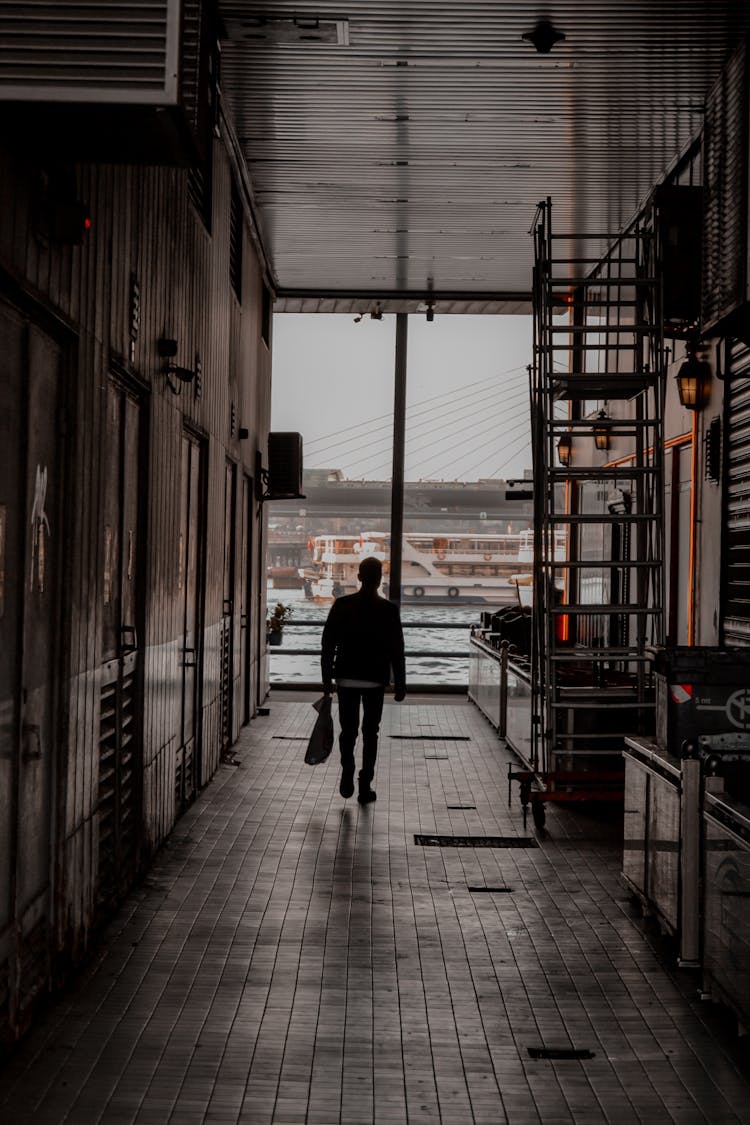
[22,723,42,760]
[121,624,138,654]
[182,647,197,668]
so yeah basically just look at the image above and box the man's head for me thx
[358,556,382,591]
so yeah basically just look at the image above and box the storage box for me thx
[652,647,750,755]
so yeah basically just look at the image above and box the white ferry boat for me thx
[305,531,536,604]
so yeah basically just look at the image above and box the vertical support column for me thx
[389,313,408,605]
[679,757,701,967]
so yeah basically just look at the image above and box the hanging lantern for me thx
[675,344,710,411]
[556,433,572,466]
[592,409,611,452]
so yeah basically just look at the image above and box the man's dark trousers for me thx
[336,686,385,786]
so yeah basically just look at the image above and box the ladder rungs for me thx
[550,604,662,614]
[548,276,658,286]
[550,651,653,661]
[548,418,658,428]
[549,324,650,334]
[544,560,662,569]
[547,514,658,524]
[549,257,640,266]
[544,343,652,351]
[548,231,654,240]
[551,701,653,710]
[549,468,658,479]
[551,299,640,308]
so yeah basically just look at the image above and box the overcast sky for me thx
[271,313,533,481]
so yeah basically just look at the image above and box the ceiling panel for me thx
[218,1,750,310]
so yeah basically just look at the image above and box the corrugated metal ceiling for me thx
[218,1,750,312]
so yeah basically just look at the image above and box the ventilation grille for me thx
[725,343,750,645]
[230,177,242,300]
[97,679,118,909]
[414,834,538,848]
[220,616,232,752]
[702,41,749,330]
[0,2,179,102]
[98,669,139,914]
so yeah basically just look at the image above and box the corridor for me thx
[0,698,748,1125]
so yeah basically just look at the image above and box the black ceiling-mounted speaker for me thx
[267,432,304,499]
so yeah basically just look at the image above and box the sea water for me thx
[267,587,490,687]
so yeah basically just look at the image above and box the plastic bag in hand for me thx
[304,695,334,765]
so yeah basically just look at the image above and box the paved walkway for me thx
[1,698,749,1124]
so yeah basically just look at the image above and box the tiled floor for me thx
[1,698,749,1124]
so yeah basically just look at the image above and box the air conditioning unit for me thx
[702,39,750,337]
[0,1,213,165]
[267,433,304,500]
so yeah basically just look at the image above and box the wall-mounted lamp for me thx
[557,433,572,466]
[592,409,612,452]
[675,341,711,410]
[158,337,198,395]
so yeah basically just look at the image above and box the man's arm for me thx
[321,601,339,692]
[390,605,406,701]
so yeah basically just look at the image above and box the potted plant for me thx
[267,602,293,646]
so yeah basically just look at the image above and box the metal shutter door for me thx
[725,341,750,644]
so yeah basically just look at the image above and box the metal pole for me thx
[389,313,408,605]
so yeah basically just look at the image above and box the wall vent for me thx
[702,41,749,332]
[0,0,213,164]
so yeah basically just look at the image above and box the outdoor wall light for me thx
[557,433,573,466]
[592,409,612,451]
[158,338,197,394]
[675,343,711,410]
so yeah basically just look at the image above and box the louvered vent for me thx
[724,342,750,646]
[0,2,179,102]
[702,41,749,331]
[220,617,232,753]
[230,176,243,300]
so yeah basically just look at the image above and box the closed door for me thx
[239,475,253,726]
[97,378,143,915]
[220,461,236,754]
[0,299,64,1033]
[176,432,204,813]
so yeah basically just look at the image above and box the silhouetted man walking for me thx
[321,556,406,804]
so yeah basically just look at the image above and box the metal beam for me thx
[388,313,408,605]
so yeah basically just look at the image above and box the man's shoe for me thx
[357,785,376,805]
[339,769,355,798]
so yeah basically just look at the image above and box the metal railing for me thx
[268,619,473,691]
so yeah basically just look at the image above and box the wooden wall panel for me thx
[0,111,273,1030]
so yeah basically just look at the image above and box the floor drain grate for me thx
[415,834,538,848]
[272,736,308,741]
[446,804,476,810]
[467,886,514,893]
[527,1047,595,1061]
[392,735,471,741]
[424,755,449,760]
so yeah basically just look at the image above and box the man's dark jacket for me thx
[321,590,406,688]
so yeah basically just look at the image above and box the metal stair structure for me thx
[523,198,665,825]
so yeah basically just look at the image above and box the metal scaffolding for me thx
[524,198,665,825]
